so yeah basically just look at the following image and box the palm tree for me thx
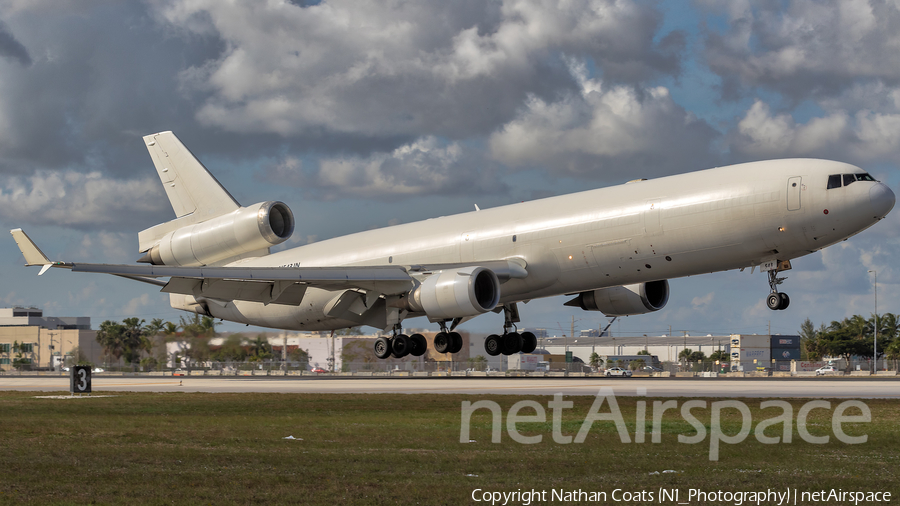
[121,317,150,366]
[709,350,729,362]
[163,321,180,336]
[96,320,126,366]
[249,335,272,361]
[199,316,217,337]
[804,336,825,360]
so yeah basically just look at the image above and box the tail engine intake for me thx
[142,201,294,266]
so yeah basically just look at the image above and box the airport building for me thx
[163,330,802,373]
[167,330,473,372]
[0,307,100,371]
[533,334,733,364]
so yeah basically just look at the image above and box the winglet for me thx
[10,228,53,274]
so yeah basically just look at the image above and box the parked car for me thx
[642,366,663,373]
[91,367,105,373]
[172,369,185,376]
[816,365,838,376]
[605,367,632,377]
[311,367,328,374]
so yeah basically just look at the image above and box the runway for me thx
[2,376,899,398]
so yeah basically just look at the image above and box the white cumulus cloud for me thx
[0,170,166,229]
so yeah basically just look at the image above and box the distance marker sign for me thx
[70,366,91,394]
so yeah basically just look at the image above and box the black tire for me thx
[778,292,790,310]
[434,332,451,354]
[606,372,611,377]
[409,333,427,357]
[448,332,463,354]
[391,334,411,358]
[766,293,781,310]
[520,331,537,354]
[484,334,502,356]
[374,337,392,359]
[502,332,522,355]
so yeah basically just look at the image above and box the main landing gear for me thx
[765,269,790,311]
[373,326,428,359]
[432,322,464,355]
[484,303,537,357]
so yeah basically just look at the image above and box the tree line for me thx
[800,314,899,363]
[94,314,307,370]
[95,314,215,369]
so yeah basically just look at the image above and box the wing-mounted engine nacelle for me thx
[142,201,294,266]
[405,266,501,319]
[566,280,669,316]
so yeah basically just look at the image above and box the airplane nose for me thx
[870,183,896,218]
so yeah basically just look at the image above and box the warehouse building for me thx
[0,307,100,371]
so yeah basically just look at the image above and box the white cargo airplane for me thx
[11,132,895,360]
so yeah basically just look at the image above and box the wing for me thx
[70,263,413,306]
[10,228,527,307]
[11,228,414,306]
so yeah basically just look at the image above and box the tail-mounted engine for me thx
[405,266,501,319]
[566,280,669,316]
[141,201,294,266]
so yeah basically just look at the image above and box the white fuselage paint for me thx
[183,159,893,331]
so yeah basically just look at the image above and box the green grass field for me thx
[0,391,897,505]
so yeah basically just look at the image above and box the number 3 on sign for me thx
[70,366,91,394]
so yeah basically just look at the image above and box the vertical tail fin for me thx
[138,132,241,252]
[143,131,240,218]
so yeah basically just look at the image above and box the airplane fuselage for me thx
[190,158,893,330]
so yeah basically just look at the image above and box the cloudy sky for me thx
[1,0,898,339]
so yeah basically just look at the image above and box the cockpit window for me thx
[827,173,877,189]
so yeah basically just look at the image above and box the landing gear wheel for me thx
[520,332,537,353]
[766,293,781,310]
[374,337,392,359]
[778,292,790,310]
[501,332,522,355]
[409,333,427,357]
[484,334,502,356]
[434,332,451,354]
[448,332,463,354]
[391,334,410,358]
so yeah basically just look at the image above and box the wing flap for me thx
[161,277,309,306]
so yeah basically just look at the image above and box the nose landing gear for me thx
[765,269,790,311]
